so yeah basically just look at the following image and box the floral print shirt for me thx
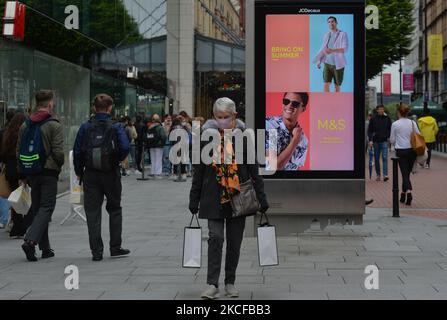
[265,116,308,171]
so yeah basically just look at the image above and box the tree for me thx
[366,0,415,80]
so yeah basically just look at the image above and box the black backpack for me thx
[146,125,163,148]
[82,120,119,172]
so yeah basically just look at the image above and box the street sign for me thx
[2,1,26,41]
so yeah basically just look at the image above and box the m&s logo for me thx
[317,119,346,131]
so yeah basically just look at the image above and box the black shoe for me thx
[41,249,55,259]
[110,248,130,258]
[92,254,103,261]
[406,193,413,206]
[383,176,389,182]
[365,199,374,206]
[400,193,406,203]
[22,242,37,262]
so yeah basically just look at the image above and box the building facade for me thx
[195,0,242,43]
[408,0,447,109]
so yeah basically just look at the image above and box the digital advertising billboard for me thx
[255,1,365,179]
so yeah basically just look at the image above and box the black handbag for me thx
[230,179,260,217]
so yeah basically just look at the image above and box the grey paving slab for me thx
[0,290,31,300]
[22,290,104,300]
[264,275,344,285]
[99,290,178,300]
[175,289,252,300]
[252,291,327,300]
[327,289,405,300]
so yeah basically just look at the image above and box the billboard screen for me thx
[255,2,365,179]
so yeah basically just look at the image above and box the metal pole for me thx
[399,50,403,102]
[392,157,400,218]
[424,0,429,102]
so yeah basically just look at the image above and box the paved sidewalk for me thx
[366,152,447,220]
[1,175,447,300]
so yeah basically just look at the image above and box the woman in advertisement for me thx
[266,92,309,171]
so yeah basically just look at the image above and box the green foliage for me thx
[366,0,415,80]
[385,102,400,121]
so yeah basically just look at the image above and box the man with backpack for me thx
[17,90,64,262]
[73,94,130,261]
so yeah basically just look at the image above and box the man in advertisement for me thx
[313,16,349,92]
[266,92,309,171]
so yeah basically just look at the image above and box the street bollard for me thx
[137,145,149,181]
[391,157,400,218]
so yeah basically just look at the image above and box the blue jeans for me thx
[162,145,172,174]
[0,197,10,225]
[374,142,389,177]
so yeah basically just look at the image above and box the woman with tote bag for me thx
[0,113,32,237]
[390,104,420,206]
[189,98,269,300]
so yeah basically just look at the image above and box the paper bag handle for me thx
[259,211,271,227]
[189,213,201,228]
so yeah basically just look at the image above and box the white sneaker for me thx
[182,174,187,180]
[0,223,4,229]
[134,170,142,175]
[224,284,239,298]
[201,285,220,300]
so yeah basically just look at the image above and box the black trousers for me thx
[396,148,417,193]
[207,216,246,287]
[426,142,435,166]
[25,175,58,250]
[83,169,123,255]
[135,144,144,171]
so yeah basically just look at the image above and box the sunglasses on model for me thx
[283,98,303,109]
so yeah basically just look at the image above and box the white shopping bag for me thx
[182,214,202,268]
[8,185,32,216]
[69,150,83,204]
[257,213,279,267]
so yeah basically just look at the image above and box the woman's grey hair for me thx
[213,97,237,115]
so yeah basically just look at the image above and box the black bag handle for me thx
[189,213,201,228]
[259,211,270,227]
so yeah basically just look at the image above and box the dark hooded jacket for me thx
[189,119,269,219]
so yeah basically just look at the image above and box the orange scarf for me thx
[211,133,240,204]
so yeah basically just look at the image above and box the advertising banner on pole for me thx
[403,66,414,92]
[428,34,443,71]
[383,73,391,96]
